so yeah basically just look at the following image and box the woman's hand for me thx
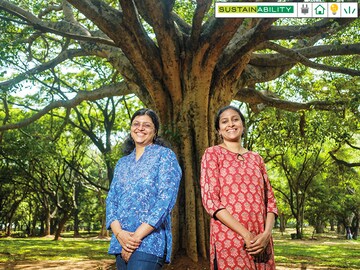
[243,231,255,251]
[116,230,142,253]
[245,231,271,256]
[121,249,132,263]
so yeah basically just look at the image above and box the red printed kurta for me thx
[200,146,278,270]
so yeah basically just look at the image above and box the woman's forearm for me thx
[110,220,123,237]
[215,209,252,240]
[264,212,276,234]
[133,223,154,240]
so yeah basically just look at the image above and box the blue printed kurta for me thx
[106,144,181,263]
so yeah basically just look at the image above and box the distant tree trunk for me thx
[5,210,16,236]
[337,220,344,235]
[100,214,108,238]
[279,213,286,233]
[39,219,45,236]
[99,190,108,238]
[73,208,81,237]
[352,213,359,240]
[330,219,335,231]
[295,211,303,239]
[6,221,11,236]
[30,218,37,236]
[45,209,51,236]
[314,223,325,233]
[73,181,81,237]
[54,213,70,240]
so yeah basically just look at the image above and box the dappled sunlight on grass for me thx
[0,237,112,262]
[273,228,360,268]
[1,229,359,269]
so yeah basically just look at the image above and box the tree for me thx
[64,95,141,236]
[0,0,359,260]
[248,102,358,239]
[0,165,29,236]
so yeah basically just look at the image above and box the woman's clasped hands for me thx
[244,231,271,256]
[116,229,142,262]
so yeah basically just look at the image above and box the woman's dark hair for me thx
[215,105,246,132]
[122,108,169,155]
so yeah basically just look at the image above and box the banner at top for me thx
[215,2,358,18]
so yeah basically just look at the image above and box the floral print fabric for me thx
[106,144,181,263]
[201,146,278,270]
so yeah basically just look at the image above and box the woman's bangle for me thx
[115,230,122,238]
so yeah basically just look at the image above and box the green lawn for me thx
[0,229,359,269]
[0,235,112,262]
[273,229,360,269]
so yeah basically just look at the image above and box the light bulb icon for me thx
[330,4,339,15]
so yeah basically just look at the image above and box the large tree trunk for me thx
[175,120,208,262]
[165,77,234,261]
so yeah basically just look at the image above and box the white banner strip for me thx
[215,2,358,18]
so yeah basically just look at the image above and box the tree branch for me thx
[242,43,360,84]
[0,0,117,47]
[190,0,212,46]
[171,12,191,35]
[262,42,360,76]
[133,0,183,106]
[345,140,360,150]
[0,82,134,131]
[251,43,360,67]
[67,0,169,113]
[0,49,88,90]
[329,151,360,167]
[219,19,277,76]
[198,16,244,70]
[266,17,356,41]
[235,87,348,112]
[64,158,108,191]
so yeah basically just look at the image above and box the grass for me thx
[0,228,359,269]
[0,234,113,263]
[273,228,360,269]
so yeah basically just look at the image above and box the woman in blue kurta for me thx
[106,108,182,270]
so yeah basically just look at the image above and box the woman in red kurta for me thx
[200,105,278,270]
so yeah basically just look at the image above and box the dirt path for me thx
[0,259,345,270]
[0,259,115,270]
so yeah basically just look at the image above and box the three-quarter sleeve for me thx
[259,158,278,217]
[200,148,226,217]
[105,161,121,230]
[142,148,182,228]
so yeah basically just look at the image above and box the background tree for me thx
[0,0,359,261]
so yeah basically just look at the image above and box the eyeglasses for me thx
[131,121,154,130]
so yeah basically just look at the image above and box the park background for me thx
[0,0,359,269]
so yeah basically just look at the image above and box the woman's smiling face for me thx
[130,115,156,147]
[218,109,244,142]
